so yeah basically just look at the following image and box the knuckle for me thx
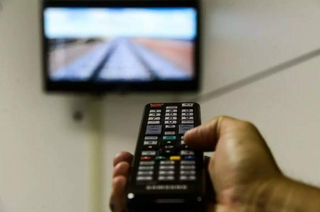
[114,162,130,172]
[214,115,226,122]
[239,120,257,130]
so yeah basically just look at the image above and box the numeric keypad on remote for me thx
[136,103,199,183]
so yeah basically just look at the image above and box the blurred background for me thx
[1,0,320,212]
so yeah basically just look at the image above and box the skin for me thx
[110,116,320,212]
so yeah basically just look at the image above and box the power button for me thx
[151,104,163,108]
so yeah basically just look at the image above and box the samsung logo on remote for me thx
[146,185,188,190]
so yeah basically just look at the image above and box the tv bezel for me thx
[41,0,201,93]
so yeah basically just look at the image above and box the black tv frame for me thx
[41,0,201,93]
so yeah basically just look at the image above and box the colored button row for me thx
[140,156,195,161]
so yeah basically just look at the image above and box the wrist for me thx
[253,176,290,212]
[253,176,320,212]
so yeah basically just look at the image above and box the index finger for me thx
[184,116,239,151]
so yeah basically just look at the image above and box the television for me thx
[42,0,201,93]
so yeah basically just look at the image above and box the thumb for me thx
[184,116,239,151]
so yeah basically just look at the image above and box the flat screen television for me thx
[42,0,201,93]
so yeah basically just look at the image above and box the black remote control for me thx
[127,103,205,212]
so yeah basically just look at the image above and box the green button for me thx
[156,156,167,161]
[163,136,176,141]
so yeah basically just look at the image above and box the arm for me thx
[253,177,320,212]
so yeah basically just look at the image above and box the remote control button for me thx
[181,140,185,145]
[164,145,175,150]
[182,109,193,113]
[180,170,196,175]
[143,145,157,150]
[181,150,195,156]
[181,136,184,139]
[165,120,177,124]
[165,113,178,117]
[163,136,176,141]
[161,149,175,156]
[140,156,153,161]
[138,171,153,175]
[166,106,178,109]
[180,165,196,170]
[159,166,175,170]
[182,103,194,107]
[145,136,158,140]
[160,161,175,165]
[140,161,155,165]
[149,113,161,117]
[155,156,167,161]
[182,113,194,116]
[144,141,158,145]
[180,145,190,150]
[165,131,176,135]
[189,176,196,180]
[159,170,175,175]
[181,117,194,120]
[148,121,161,125]
[179,125,194,135]
[180,176,188,181]
[139,166,154,170]
[182,120,194,124]
[159,176,175,181]
[142,151,156,156]
[180,176,196,181]
[162,141,176,146]
[150,110,162,113]
[137,176,153,181]
[184,156,196,161]
[166,109,178,113]
[146,125,162,135]
[148,117,161,121]
[181,161,196,165]
[165,125,176,129]
[165,117,177,120]
[170,156,181,161]
[151,104,163,108]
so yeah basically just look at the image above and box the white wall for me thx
[1,0,320,212]
[0,1,90,212]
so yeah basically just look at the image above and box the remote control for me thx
[127,103,205,212]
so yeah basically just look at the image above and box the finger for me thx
[110,176,127,212]
[205,156,215,202]
[207,203,217,212]
[113,151,133,167]
[113,162,131,178]
[184,116,239,151]
[205,156,211,167]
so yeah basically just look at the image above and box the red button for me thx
[140,156,152,161]
[150,104,163,108]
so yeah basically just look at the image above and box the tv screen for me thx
[42,0,201,92]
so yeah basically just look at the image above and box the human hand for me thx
[184,116,283,211]
[110,116,289,212]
